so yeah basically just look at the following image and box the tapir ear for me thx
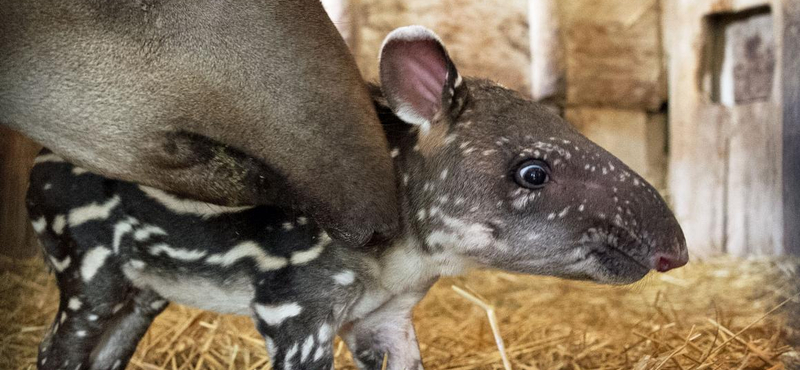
[379,26,466,132]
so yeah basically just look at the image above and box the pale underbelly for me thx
[122,265,255,316]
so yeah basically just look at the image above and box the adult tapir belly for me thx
[0,0,397,246]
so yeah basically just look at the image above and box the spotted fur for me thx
[28,26,686,370]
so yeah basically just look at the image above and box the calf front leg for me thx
[341,294,425,370]
[251,301,338,370]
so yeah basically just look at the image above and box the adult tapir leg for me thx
[0,0,398,246]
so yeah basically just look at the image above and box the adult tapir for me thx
[0,0,397,246]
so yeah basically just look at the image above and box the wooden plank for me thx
[0,127,41,258]
[726,102,782,256]
[782,0,800,255]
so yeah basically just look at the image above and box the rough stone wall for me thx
[557,0,668,190]
[353,0,531,94]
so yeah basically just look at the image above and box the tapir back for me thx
[1,0,397,246]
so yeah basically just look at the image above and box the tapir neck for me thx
[375,236,473,294]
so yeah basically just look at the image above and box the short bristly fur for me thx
[26,26,687,370]
[0,0,398,247]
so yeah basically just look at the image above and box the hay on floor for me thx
[1,255,797,370]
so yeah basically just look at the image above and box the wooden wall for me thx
[664,0,797,256]
[0,127,41,258]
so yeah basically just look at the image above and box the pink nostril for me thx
[653,252,688,272]
[656,257,673,272]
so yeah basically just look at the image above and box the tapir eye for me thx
[514,161,550,189]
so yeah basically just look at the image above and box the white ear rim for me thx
[379,25,444,51]
[394,104,432,133]
[379,25,446,131]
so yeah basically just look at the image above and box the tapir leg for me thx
[32,219,167,370]
[250,301,338,370]
[340,295,424,370]
[38,282,167,370]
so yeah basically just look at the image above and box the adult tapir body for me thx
[0,0,397,246]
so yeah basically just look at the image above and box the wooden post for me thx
[782,0,800,255]
[528,0,564,103]
[0,127,41,258]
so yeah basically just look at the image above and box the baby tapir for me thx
[26,26,688,370]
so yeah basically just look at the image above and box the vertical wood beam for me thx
[783,0,800,255]
[0,127,41,258]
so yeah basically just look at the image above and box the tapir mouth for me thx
[581,226,654,284]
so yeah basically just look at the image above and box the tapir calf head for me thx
[378,26,687,284]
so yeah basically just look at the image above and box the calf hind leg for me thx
[38,263,167,370]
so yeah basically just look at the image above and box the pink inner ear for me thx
[383,39,448,122]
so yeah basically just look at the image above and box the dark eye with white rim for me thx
[514,160,550,189]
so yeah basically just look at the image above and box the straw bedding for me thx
[1,255,798,370]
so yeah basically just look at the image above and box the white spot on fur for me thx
[254,302,303,326]
[297,217,308,225]
[482,149,496,156]
[426,215,495,251]
[71,167,89,175]
[49,255,71,273]
[68,196,120,227]
[284,342,299,370]
[558,206,570,218]
[265,336,277,357]
[76,330,87,337]
[128,260,145,269]
[282,222,294,231]
[68,297,82,311]
[300,335,315,362]
[112,217,138,253]
[34,153,65,164]
[139,186,252,218]
[578,204,585,212]
[547,213,556,220]
[318,323,332,342]
[51,215,67,235]
[390,148,400,158]
[313,346,324,361]
[81,246,111,282]
[416,209,427,221]
[43,183,52,190]
[333,270,356,286]
[290,233,331,265]
[88,314,98,321]
[440,169,449,180]
[149,244,206,261]
[206,241,288,271]
[133,225,167,241]
[112,304,124,314]
[150,300,167,311]
[32,216,47,233]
